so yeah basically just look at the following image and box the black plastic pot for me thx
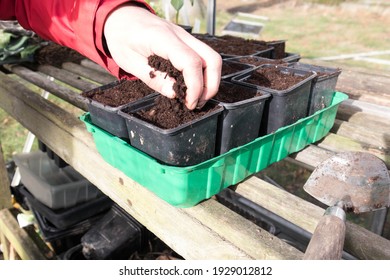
[266,40,287,59]
[221,60,254,81]
[82,79,158,139]
[283,52,301,63]
[119,96,224,166]
[288,62,342,114]
[179,24,193,33]
[81,204,146,260]
[194,34,273,59]
[212,81,271,155]
[224,55,288,67]
[232,64,316,134]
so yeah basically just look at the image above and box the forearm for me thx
[1,0,153,78]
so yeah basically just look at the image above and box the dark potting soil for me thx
[148,55,187,104]
[144,55,219,129]
[81,79,155,107]
[237,57,287,67]
[221,61,251,76]
[34,43,85,67]
[247,66,311,91]
[132,95,218,130]
[214,82,262,103]
[195,34,270,56]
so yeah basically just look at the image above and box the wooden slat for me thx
[0,71,302,260]
[80,59,112,74]
[302,58,390,106]
[235,176,390,260]
[0,141,12,210]
[0,231,10,260]
[0,209,53,260]
[3,64,88,111]
[331,119,390,149]
[36,64,99,92]
[61,62,116,85]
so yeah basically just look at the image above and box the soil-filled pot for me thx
[288,62,342,114]
[283,52,301,63]
[81,79,157,139]
[266,40,287,59]
[119,96,224,166]
[194,33,273,59]
[232,64,316,134]
[212,81,271,155]
[221,60,254,81]
[224,55,288,67]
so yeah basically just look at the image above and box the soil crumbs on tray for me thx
[81,79,155,107]
[247,66,311,90]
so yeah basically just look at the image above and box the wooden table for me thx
[0,57,389,260]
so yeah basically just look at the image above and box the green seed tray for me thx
[80,92,348,208]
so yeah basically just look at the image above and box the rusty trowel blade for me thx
[303,152,390,213]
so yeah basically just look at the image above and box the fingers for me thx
[104,5,222,109]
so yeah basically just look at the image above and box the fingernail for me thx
[195,100,207,109]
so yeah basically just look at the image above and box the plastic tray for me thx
[80,92,348,208]
[13,151,103,209]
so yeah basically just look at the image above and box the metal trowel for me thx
[303,152,390,260]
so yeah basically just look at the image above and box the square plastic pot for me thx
[212,81,271,155]
[13,151,103,209]
[224,55,289,67]
[288,62,342,114]
[221,60,254,81]
[282,52,301,63]
[82,79,158,139]
[266,40,287,59]
[119,96,224,166]
[232,64,316,134]
[194,34,273,59]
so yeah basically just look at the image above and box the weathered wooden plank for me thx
[0,231,10,260]
[62,62,116,85]
[301,59,390,106]
[317,133,390,168]
[80,59,112,74]
[338,99,390,121]
[331,119,390,149]
[0,141,12,210]
[186,199,301,259]
[0,209,51,260]
[235,176,390,260]
[36,64,99,92]
[337,110,390,131]
[3,64,88,111]
[0,71,301,259]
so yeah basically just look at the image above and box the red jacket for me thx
[0,0,153,79]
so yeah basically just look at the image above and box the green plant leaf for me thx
[171,0,184,12]
[0,31,13,49]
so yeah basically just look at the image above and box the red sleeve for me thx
[1,0,154,79]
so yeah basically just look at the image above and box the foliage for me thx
[171,0,194,24]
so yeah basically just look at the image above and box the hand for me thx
[104,4,222,110]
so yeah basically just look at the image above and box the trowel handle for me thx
[303,206,346,260]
